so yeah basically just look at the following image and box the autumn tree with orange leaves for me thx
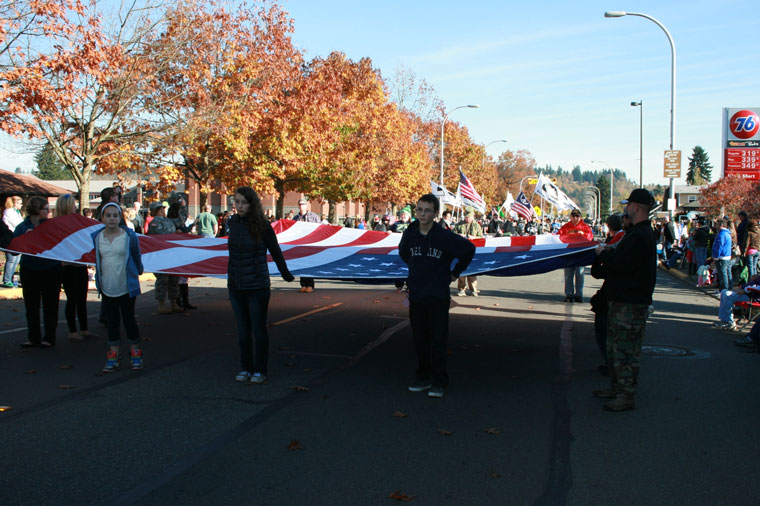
[148,0,301,206]
[0,0,187,210]
[699,175,759,218]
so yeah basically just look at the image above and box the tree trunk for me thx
[78,177,90,214]
[327,200,336,224]
[275,179,285,219]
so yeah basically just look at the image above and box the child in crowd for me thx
[92,202,145,372]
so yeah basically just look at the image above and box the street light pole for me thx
[606,10,676,213]
[586,185,601,220]
[590,160,614,214]
[631,101,643,188]
[482,139,508,172]
[440,104,479,186]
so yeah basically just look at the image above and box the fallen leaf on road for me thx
[60,364,72,370]
[58,384,76,390]
[303,368,312,372]
[483,428,500,435]
[321,296,331,299]
[438,429,452,436]
[389,490,414,502]
[143,337,152,342]
[292,385,309,392]
[287,439,303,451]
[475,307,480,310]
[490,472,502,479]
[25,370,37,374]
[493,303,499,306]
[372,300,380,303]
[392,411,408,418]
[0,406,14,412]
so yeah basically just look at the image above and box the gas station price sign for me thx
[723,108,760,180]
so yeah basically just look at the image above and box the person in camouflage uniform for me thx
[592,189,657,411]
[391,206,413,291]
[454,207,483,296]
[147,202,181,314]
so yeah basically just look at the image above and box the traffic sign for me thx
[663,150,681,178]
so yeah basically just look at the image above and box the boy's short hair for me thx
[417,193,439,213]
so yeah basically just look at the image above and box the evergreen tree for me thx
[35,143,72,180]
[571,165,582,182]
[686,146,713,185]
[597,174,612,220]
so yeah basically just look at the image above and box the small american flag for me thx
[458,169,486,212]
[511,191,536,221]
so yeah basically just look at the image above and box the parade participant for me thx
[168,202,196,310]
[14,197,62,348]
[56,194,97,342]
[292,198,320,293]
[2,195,23,287]
[130,201,144,233]
[559,208,593,302]
[454,207,483,296]
[147,201,181,314]
[92,202,144,372]
[228,187,294,383]
[440,209,453,230]
[592,189,657,411]
[391,206,413,291]
[399,193,475,398]
[590,213,624,370]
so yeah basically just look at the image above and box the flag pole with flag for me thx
[511,191,537,221]
[457,168,486,213]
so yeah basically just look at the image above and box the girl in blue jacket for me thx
[92,203,144,372]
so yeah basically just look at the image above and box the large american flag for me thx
[3,214,596,279]
[457,169,486,212]
[511,191,536,221]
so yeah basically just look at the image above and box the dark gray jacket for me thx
[227,215,292,290]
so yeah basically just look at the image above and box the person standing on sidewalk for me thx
[196,204,218,238]
[712,219,733,291]
[228,187,294,384]
[93,203,144,372]
[399,193,475,399]
[592,189,657,412]
[2,195,23,287]
[292,198,320,293]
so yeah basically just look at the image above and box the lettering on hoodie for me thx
[409,245,442,259]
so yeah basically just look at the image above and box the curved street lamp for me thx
[605,10,676,211]
[440,104,479,186]
[631,101,643,188]
[590,160,614,213]
[585,185,601,220]
[482,139,508,171]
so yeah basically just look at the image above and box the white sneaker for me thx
[457,290,466,296]
[235,371,252,382]
[250,372,267,383]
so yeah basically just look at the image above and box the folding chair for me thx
[734,285,760,331]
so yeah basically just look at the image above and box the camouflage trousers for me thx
[154,274,178,303]
[606,301,649,399]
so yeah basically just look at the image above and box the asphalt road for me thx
[0,269,758,506]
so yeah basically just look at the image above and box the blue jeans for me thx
[717,259,732,291]
[694,247,708,269]
[718,289,749,324]
[564,267,584,298]
[747,252,760,277]
[229,288,270,374]
[3,252,20,284]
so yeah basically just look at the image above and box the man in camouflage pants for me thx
[592,189,657,411]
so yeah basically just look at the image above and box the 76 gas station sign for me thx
[723,108,760,180]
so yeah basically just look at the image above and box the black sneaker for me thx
[408,379,432,392]
[735,335,755,347]
[573,296,582,303]
[564,296,573,303]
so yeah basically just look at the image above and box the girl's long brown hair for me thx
[235,187,267,239]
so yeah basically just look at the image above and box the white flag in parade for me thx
[430,181,462,207]
[500,192,518,219]
[534,173,578,211]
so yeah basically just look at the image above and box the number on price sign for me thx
[730,109,760,139]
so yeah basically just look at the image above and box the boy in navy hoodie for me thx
[399,194,476,398]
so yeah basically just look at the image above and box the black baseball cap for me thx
[620,189,655,206]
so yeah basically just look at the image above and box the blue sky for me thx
[3,0,758,188]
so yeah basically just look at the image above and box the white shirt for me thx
[3,208,23,231]
[98,231,128,297]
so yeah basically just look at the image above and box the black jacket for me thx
[227,215,292,290]
[398,221,475,301]
[596,220,657,305]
